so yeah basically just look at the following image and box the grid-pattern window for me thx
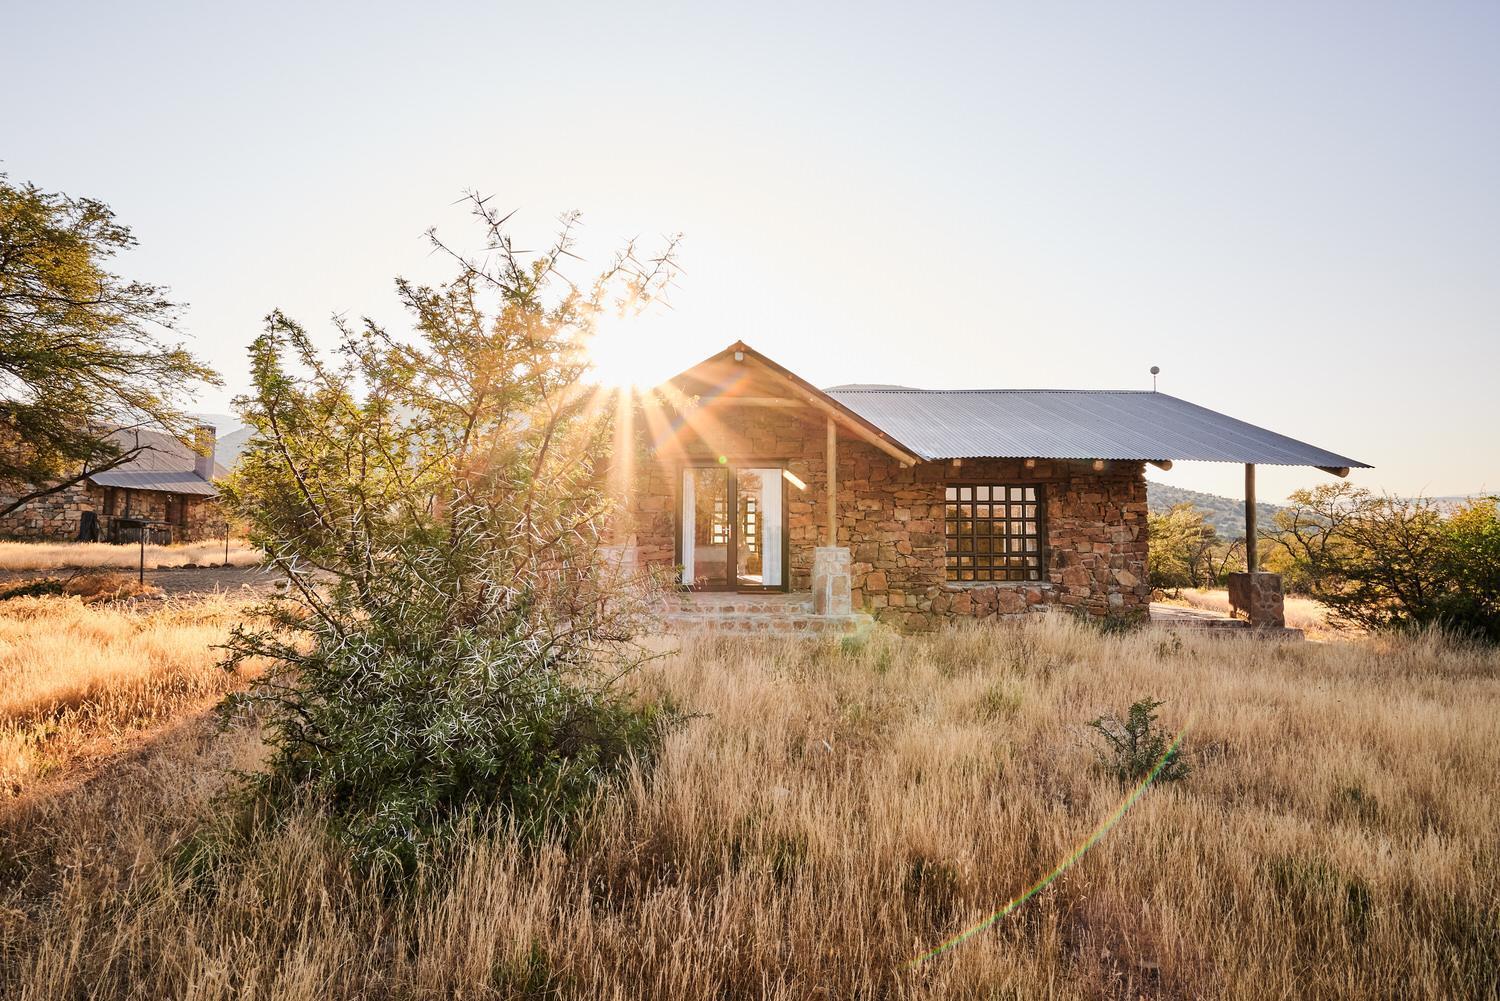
[944,485,1044,582]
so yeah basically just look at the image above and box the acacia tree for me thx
[0,175,219,514]
[1260,482,1376,593]
[220,196,681,870]
[1266,484,1500,639]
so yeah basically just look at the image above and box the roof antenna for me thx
[1149,365,1160,392]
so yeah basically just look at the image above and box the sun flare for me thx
[585,314,673,390]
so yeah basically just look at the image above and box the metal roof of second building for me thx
[86,428,227,495]
[822,386,1371,468]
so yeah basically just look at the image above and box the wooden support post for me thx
[1245,463,1258,572]
[826,416,837,546]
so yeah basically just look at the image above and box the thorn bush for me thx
[1086,697,1190,785]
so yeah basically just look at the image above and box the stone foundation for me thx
[1227,571,1286,628]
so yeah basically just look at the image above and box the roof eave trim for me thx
[661,341,923,466]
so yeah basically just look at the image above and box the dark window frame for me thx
[944,483,1046,583]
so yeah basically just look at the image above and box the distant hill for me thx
[1146,481,1284,539]
[188,412,243,434]
[215,426,254,468]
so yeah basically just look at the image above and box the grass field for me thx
[1,597,1496,999]
[0,595,259,801]
[0,539,262,572]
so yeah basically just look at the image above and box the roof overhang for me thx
[88,470,220,496]
[652,342,1370,476]
[823,387,1371,474]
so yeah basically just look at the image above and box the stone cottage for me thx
[614,342,1368,633]
[0,426,227,543]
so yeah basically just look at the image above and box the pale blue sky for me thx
[5,1,1497,501]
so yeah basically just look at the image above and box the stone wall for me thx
[0,481,224,543]
[621,404,1151,631]
[837,454,1149,631]
[0,481,98,540]
[1227,571,1286,628]
[180,494,226,542]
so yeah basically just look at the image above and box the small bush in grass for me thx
[1076,608,1149,635]
[1086,697,1190,785]
[975,682,1023,722]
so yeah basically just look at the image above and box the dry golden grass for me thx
[0,539,262,571]
[0,595,257,801]
[2,614,1497,999]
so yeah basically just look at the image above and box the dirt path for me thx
[0,564,277,597]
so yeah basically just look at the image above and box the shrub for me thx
[227,602,681,872]
[1268,487,1500,641]
[0,572,161,603]
[220,196,682,871]
[1086,697,1190,785]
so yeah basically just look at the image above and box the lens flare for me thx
[907,727,1189,969]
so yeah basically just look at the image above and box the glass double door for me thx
[680,465,785,591]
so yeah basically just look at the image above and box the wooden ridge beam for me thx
[701,396,808,408]
[739,356,919,467]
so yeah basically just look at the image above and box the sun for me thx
[585,313,674,390]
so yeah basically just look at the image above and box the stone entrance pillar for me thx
[1227,571,1285,628]
[812,546,852,616]
[599,536,640,581]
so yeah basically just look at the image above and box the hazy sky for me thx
[5,1,1497,501]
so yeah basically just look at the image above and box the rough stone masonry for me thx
[622,406,1151,632]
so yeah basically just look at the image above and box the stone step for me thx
[663,597,815,617]
[1162,617,1250,630]
[663,611,873,638]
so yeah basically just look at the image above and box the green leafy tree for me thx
[1267,484,1500,640]
[220,196,682,870]
[0,174,220,515]
[1436,498,1500,639]
[1261,482,1375,593]
[1147,503,1242,591]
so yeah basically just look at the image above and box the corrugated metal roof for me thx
[822,387,1371,468]
[88,470,220,495]
[87,428,226,495]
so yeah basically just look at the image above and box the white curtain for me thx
[680,469,695,585]
[759,470,782,587]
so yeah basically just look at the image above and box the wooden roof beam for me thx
[700,396,808,408]
[739,355,919,467]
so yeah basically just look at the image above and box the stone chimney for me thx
[193,425,216,481]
